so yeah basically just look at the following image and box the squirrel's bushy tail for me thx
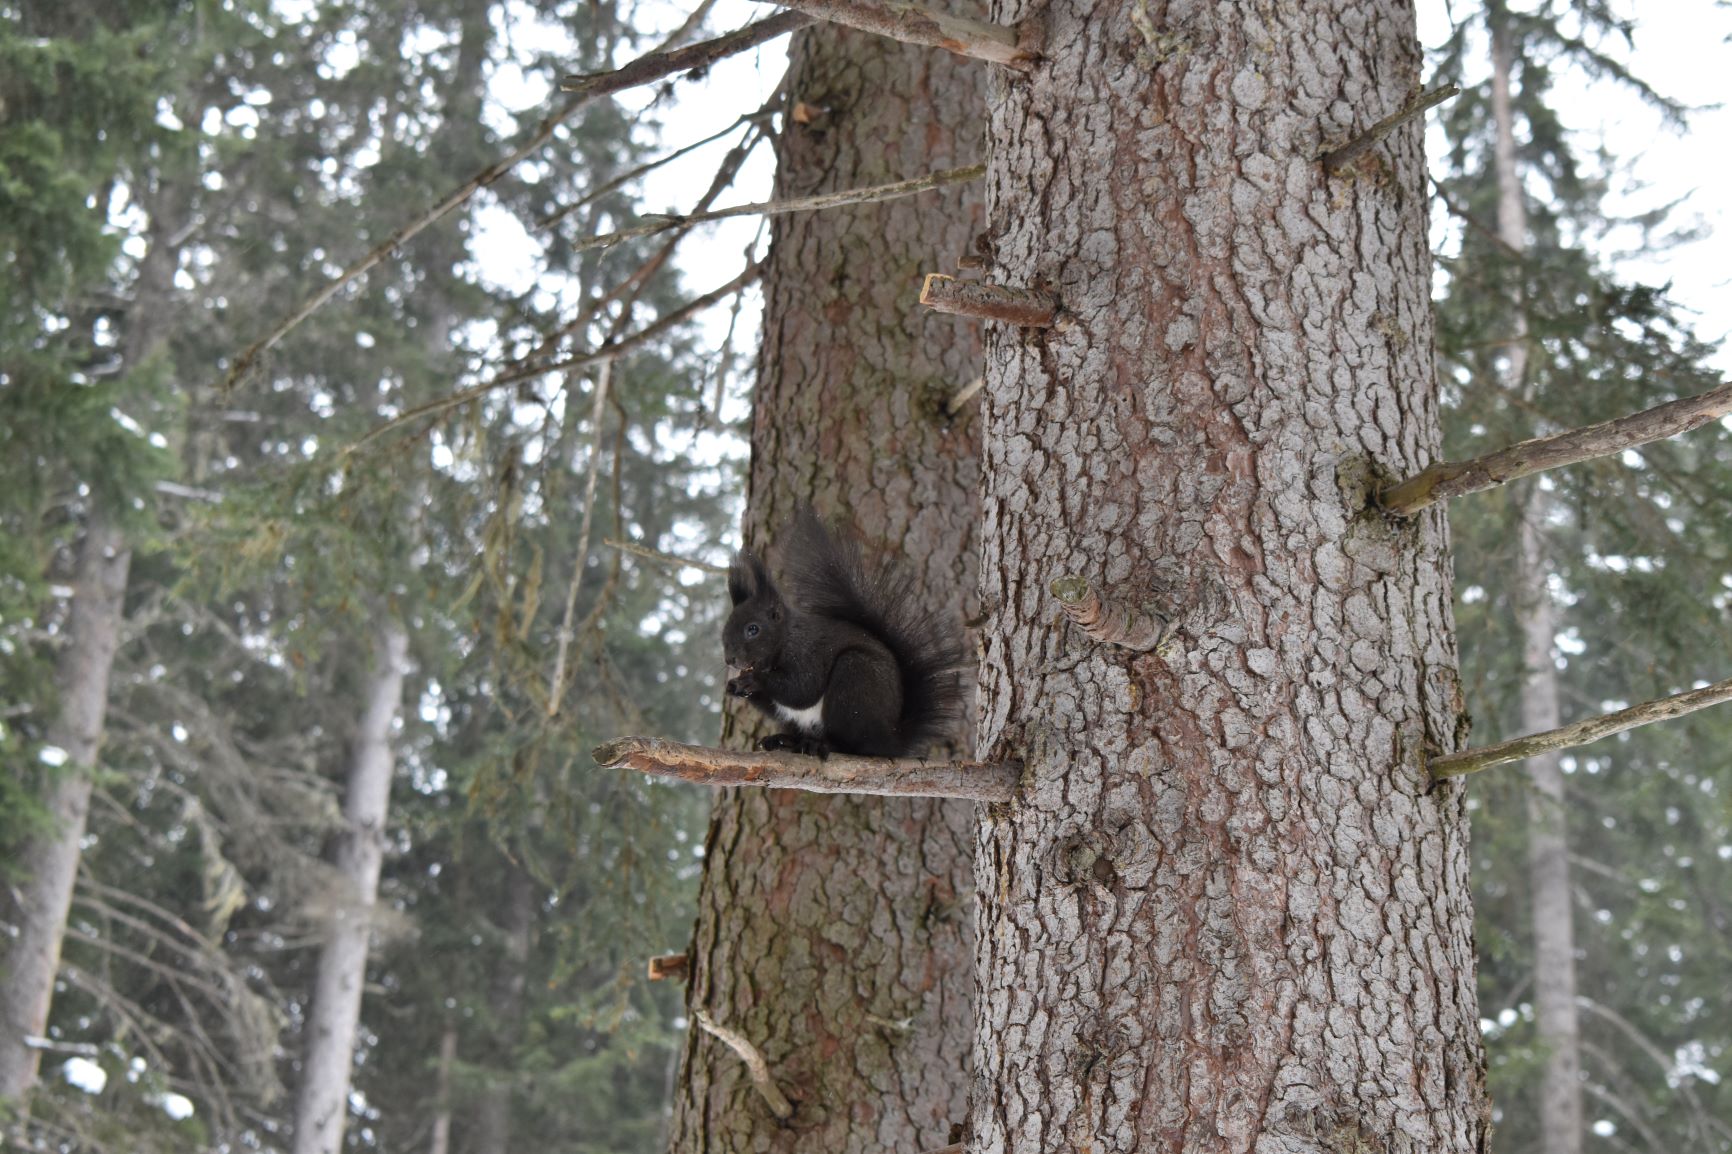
[779,507,966,755]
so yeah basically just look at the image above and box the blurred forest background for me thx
[2,1,1730,1152]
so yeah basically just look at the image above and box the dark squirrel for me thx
[722,508,965,759]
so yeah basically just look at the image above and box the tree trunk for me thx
[472,859,534,1154]
[970,2,1489,1151]
[0,517,131,1102]
[665,22,985,1154]
[292,622,408,1154]
[1490,15,1583,1154]
[428,1024,457,1154]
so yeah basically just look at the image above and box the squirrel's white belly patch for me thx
[775,699,825,733]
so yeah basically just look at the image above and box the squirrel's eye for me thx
[744,623,761,639]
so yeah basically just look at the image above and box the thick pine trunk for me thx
[292,623,408,1154]
[970,2,1489,1150]
[1490,17,1582,1154]
[0,517,131,1102]
[665,22,985,1154]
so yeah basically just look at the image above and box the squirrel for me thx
[722,507,965,759]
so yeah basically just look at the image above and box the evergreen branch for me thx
[1322,84,1460,176]
[570,164,985,255]
[751,0,1037,69]
[221,13,810,392]
[1428,675,1732,779]
[1380,379,1732,514]
[593,736,1021,802]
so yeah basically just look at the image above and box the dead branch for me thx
[347,259,762,451]
[1429,674,1732,779]
[1321,84,1460,176]
[1050,575,1169,651]
[594,736,1020,802]
[754,0,1037,69]
[221,13,809,392]
[694,1010,795,1120]
[919,274,1058,327]
[602,537,728,575]
[647,952,691,982]
[573,164,984,255]
[945,375,984,415]
[547,358,614,718]
[1381,379,1732,514]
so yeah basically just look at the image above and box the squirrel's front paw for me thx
[726,671,763,699]
[757,732,831,760]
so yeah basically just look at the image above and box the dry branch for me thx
[1381,379,1732,515]
[573,165,984,255]
[1321,84,1459,176]
[757,0,1036,68]
[1429,675,1732,779]
[602,537,728,575]
[594,736,1020,802]
[546,358,614,718]
[919,274,1058,327]
[646,952,690,982]
[1050,575,1169,651]
[221,13,809,391]
[694,1010,795,1119]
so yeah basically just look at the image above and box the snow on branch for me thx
[222,14,810,392]
[572,165,985,255]
[593,736,1020,802]
[1380,379,1732,515]
[1428,675,1732,780]
[1321,84,1459,176]
[918,274,1059,327]
[755,0,1038,69]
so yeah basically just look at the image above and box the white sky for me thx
[590,0,1732,374]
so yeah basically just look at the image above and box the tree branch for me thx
[1321,84,1459,176]
[694,1011,795,1120]
[602,537,728,575]
[593,736,1020,802]
[1050,575,1170,651]
[1380,379,1732,515]
[221,13,811,391]
[918,274,1058,327]
[546,357,614,718]
[755,0,1037,69]
[572,164,984,256]
[1428,675,1732,779]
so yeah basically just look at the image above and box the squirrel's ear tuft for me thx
[728,551,768,605]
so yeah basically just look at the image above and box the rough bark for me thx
[292,622,408,1154]
[1490,14,1583,1153]
[665,20,985,1154]
[0,517,131,1103]
[970,1,1487,1151]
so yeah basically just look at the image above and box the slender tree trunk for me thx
[0,192,180,1103]
[1490,15,1583,1154]
[666,21,985,1154]
[970,2,1488,1150]
[428,1024,457,1154]
[292,622,408,1154]
[472,860,534,1154]
[0,517,131,1102]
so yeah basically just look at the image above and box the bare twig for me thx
[919,273,1058,327]
[547,358,614,718]
[1429,675,1732,779]
[573,164,984,255]
[694,1010,795,1120]
[753,0,1037,69]
[346,260,762,451]
[945,375,984,415]
[1050,575,1169,651]
[222,14,810,391]
[1380,379,1732,515]
[594,736,1020,802]
[602,537,728,575]
[1322,84,1460,176]
[538,113,760,230]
